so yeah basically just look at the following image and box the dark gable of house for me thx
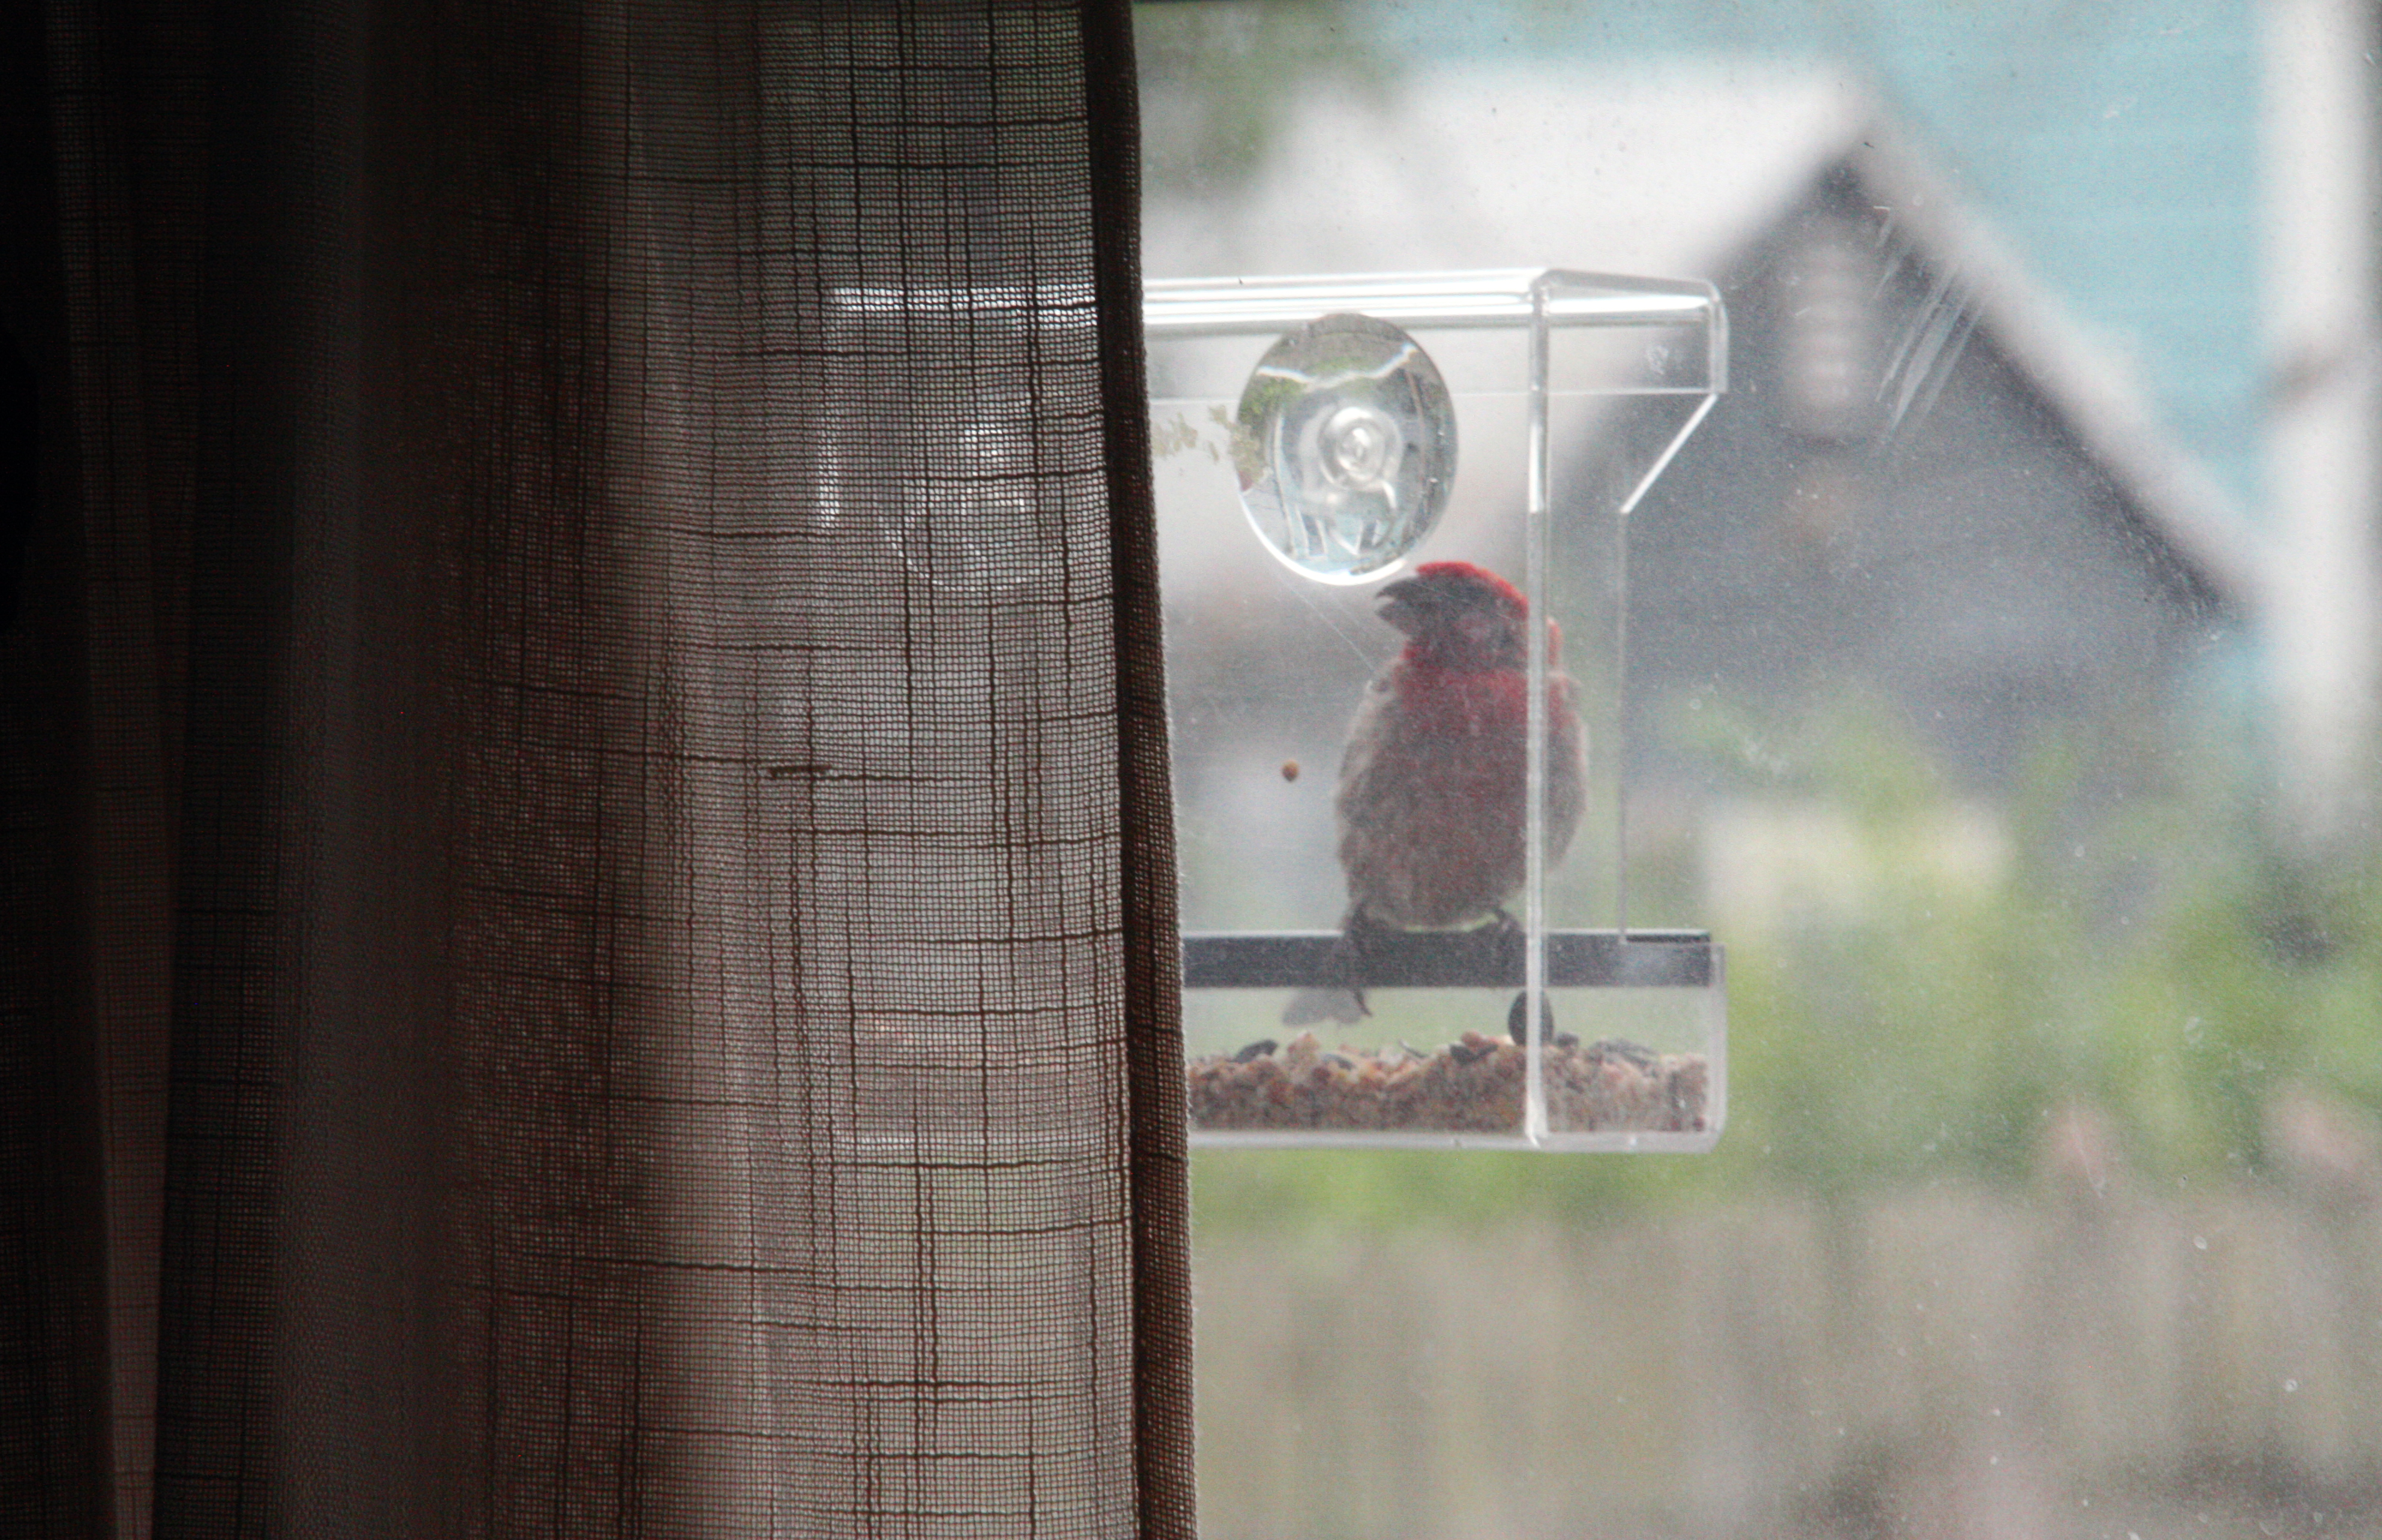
[1615,163,2239,801]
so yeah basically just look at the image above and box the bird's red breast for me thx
[1334,561,1586,931]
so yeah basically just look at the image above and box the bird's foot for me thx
[1342,909,1410,1016]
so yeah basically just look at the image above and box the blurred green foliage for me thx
[1192,688,2382,1235]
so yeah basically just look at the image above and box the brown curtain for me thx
[0,1,1192,1535]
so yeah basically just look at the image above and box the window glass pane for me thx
[1144,3,2380,1535]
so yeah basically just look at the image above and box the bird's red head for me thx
[1376,560,1532,669]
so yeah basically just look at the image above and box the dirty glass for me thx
[1141,1,2382,1536]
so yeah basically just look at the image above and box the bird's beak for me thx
[1374,574,1429,636]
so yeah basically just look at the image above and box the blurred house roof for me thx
[1341,0,2266,508]
[1143,62,2266,610]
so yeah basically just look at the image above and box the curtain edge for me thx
[1080,2,1197,1538]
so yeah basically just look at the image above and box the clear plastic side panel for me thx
[1151,272,1727,1150]
[1536,278,1726,1151]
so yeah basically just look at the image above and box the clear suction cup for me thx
[1233,313,1456,582]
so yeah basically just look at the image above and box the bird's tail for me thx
[1280,912,1371,1025]
[1281,987,1366,1026]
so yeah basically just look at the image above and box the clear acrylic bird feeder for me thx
[1148,269,1728,1151]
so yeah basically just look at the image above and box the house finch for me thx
[1286,559,1587,1024]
